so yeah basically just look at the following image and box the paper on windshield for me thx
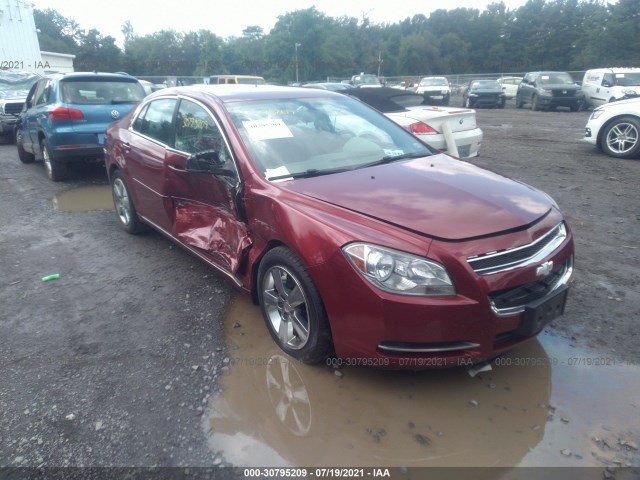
[243,119,293,141]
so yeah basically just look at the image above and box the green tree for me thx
[34,8,81,53]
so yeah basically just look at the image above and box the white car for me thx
[583,97,640,159]
[347,87,482,158]
[415,76,451,105]
[497,76,523,99]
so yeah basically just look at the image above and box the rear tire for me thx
[111,170,146,234]
[41,138,67,181]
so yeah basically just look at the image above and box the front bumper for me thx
[0,115,18,136]
[312,218,574,369]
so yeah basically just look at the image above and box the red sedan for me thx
[104,85,574,368]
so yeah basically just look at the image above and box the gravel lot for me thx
[0,100,638,469]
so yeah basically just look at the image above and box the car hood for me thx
[539,84,581,90]
[281,154,551,241]
[0,90,28,100]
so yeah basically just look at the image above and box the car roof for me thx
[46,72,141,82]
[147,84,342,104]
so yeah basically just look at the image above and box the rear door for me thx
[126,97,178,230]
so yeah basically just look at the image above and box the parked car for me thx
[462,80,506,108]
[497,76,523,99]
[583,97,640,159]
[0,70,40,143]
[104,84,574,368]
[414,76,451,105]
[350,73,382,88]
[346,87,482,158]
[516,71,583,111]
[209,75,266,85]
[581,68,640,109]
[15,72,146,181]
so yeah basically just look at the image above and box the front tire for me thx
[257,247,333,364]
[111,170,146,234]
[516,97,524,109]
[531,95,540,111]
[601,116,640,159]
[16,130,35,164]
[41,138,67,181]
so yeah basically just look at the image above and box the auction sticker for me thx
[243,119,293,141]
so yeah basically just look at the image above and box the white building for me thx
[0,0,74,73]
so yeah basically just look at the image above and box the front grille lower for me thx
[468,223,566,275]
[489,257,570,312]
[552,89,577,98]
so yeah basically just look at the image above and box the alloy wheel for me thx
[262,266,310,350]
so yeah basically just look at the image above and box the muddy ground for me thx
[0,100,638,474]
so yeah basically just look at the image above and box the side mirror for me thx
[186,150,236,177]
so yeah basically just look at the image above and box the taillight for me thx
[48,107,85,121]
[409,122,437,135]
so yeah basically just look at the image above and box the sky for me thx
[30,0,532,46]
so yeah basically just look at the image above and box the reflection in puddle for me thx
[205,296,640,468]
[53,185,113,212]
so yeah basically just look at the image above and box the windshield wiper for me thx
[356,152,428,170]
[268,167,350,181]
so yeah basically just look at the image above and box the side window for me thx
[175,100,232,162]
[132,98,177,145]
[24,82,39,109]
[602,73,615,87]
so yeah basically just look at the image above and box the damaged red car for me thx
[104,85,574,368]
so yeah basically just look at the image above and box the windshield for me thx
[472,81,501,89]
[420,78,448,87]
[226,96,432,180]
[356,76,381,86]
[60,79,146,105]
[538,73,575,85]
[614,73,640,87]
[0,71,40,95]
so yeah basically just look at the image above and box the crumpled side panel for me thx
[174,200,251,273]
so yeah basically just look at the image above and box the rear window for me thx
[60,79,146,105]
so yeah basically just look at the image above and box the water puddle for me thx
[205,295,640,469]
[52,185,113,212]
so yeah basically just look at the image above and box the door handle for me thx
[167,163,186,172]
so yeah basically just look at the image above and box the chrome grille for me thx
[468,223,567,275]
[3,102,24,115]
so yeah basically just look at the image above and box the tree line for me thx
[34,0,639,83]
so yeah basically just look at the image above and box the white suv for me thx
[582,68,640,108]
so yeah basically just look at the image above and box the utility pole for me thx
[295,43,302,84]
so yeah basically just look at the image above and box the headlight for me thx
[343,243,455,296]
[590,109,605,120]
[541,88,553,95]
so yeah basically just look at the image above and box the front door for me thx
[163,98,251,274]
